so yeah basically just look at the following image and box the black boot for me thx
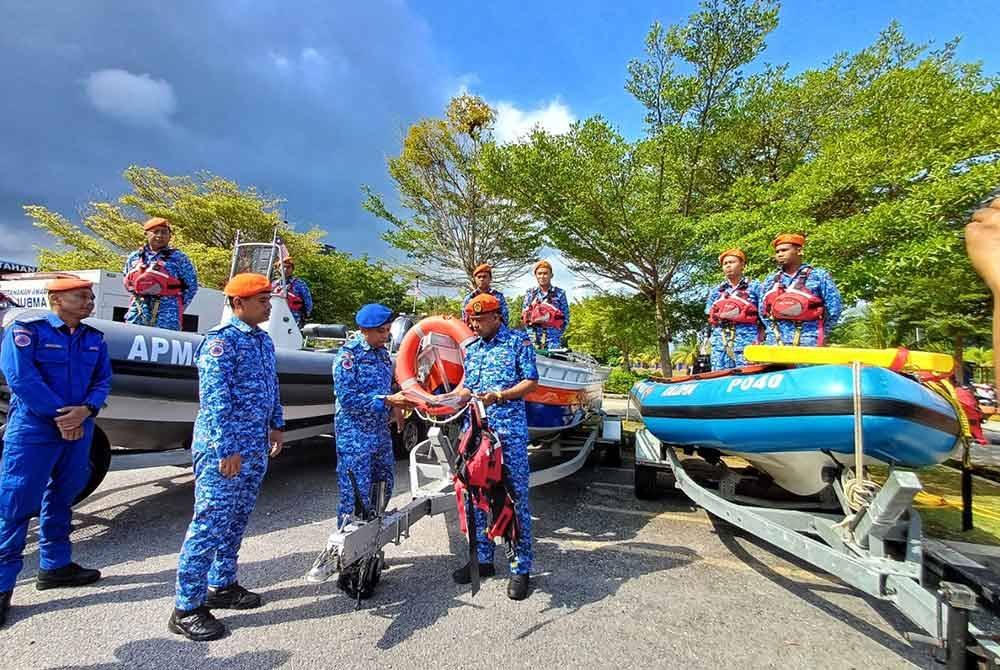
[168,606,227,641]
[0,591,10,628]
[204,582,262,610]
[451,562,495,585]
[507,574,530,600]
[35,563,101,590]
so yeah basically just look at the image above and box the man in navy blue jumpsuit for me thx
[0,276,112,627]
[451,293,538,600]
[169,273,284,641]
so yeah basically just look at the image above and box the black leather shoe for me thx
[451,562,495,585]
[507,574,530,600]
[168,606,227,641]
[204,582,262,610]
[0,591,11,628]
[35,563,101,590]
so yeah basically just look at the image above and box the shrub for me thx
[605,367,649,394]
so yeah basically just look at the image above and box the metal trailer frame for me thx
[306,413,622,584]
[634,427,1000,668]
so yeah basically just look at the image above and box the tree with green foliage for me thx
[364,94,542,289]
[710,24,1000,365]
[564,294,660,369]
[480,1,780,374]
[25,166,407,324]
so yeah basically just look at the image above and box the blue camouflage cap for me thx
[356,303,394,328]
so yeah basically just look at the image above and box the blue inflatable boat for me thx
[631,364,960,495]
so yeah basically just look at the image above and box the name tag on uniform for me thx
[87,346,100,351]
[43,343,64,349]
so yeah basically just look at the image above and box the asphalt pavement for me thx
[2,440,948,670]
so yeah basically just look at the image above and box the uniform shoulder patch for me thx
[13,332,31,347]
[340,352,354,369]
[207,339,226,357]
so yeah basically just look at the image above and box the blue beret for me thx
[355,303,394,328]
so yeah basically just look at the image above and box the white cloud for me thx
[494,99,574,144]
[448,72,480,99]
[300,47,326,66]
[267,46,346,89]
[269,51,290,69]
[83,69,176,127]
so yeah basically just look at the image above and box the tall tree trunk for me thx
[653,288,673,376]
[622,348,632,371]
[953,333,965,385]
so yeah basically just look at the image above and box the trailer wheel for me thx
[74,427,111,505]
[634,464,662,500]
[393,415,427,458]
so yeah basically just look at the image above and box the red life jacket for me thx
[708,280,759,326]
[124,251,184,298]
[762,267,824,323]
[272,279,305,312]
[522,288,565,329]
[453,403,518,545]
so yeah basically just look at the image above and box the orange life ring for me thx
[395,315,478,416]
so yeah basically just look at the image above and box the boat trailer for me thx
[634,427,1000,669]
[305,414,622,595]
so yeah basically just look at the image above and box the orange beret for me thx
[533,260,553,274]
[772,233,805,249]
[223,273,272,298]
[47,277,93,293]
[473,263,492,277]
[464,293,501,315]
[143,216,171,232]
[718,248,746,264]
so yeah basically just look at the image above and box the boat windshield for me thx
[231,244,282,284]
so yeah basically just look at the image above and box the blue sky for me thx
[1,1,996,294]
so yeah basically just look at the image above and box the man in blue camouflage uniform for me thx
[332,304,412,535]
[705,248,763,369]
[123,217,199,331]
[275,257,314,328]
[0,277,112,627]
[461,263,509,326]
[169,273,284,641]
[451,293,538,600]
[759,234,843,347]
[522,260,570,350]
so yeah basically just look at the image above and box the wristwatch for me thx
[85,404,100,417]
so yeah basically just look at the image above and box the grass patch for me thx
[870,465,1000,546]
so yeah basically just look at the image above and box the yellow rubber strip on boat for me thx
[744,344,955,373]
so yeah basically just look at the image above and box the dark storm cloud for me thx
[0,0,454,263]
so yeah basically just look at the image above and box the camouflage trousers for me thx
[174,447,268,610]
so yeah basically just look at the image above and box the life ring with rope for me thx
[394,315,478,417]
